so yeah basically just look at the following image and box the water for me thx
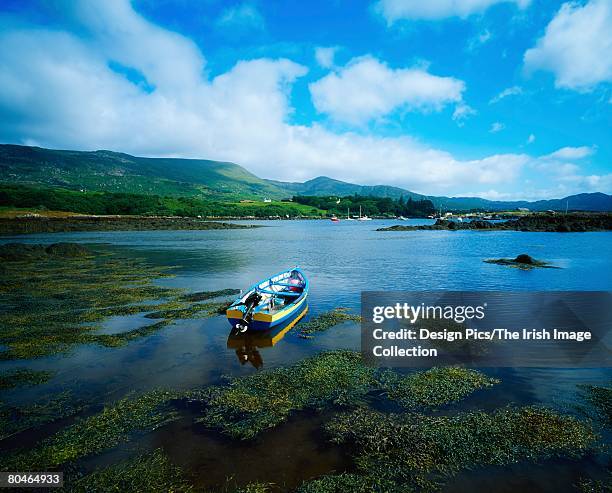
[1,219,611,490]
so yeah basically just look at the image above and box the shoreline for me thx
[377,213,612,233]
[0,215,261,235]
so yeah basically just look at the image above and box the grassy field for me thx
[230,200,325,215]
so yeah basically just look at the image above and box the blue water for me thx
[1,219,610,491]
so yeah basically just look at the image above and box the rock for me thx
[513,254,535,265]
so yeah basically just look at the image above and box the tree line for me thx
[293,194,436,217]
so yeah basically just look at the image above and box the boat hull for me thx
[226,268,309,331]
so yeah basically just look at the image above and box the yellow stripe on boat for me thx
[226,309,244,319]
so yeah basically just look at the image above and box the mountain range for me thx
[1,144,610,212]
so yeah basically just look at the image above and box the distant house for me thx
[263,198,272,203]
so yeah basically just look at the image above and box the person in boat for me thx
[285,271,304,292]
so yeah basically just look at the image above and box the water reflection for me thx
[227,304,308,368]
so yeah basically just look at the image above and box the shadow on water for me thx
[227,304,309,369]
[146,408,353,492]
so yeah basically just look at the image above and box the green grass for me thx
[231,200,325,215]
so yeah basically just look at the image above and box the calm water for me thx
[1,219,611,491]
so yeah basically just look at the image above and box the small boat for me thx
[398,216,408,221]
[358,206,372,221]
[345,208,355,221]
[226,268,309,332]
[330,215,340,222]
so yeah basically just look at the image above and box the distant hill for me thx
[1,144,610,211]
[268,175,612,212]
[0,144,284,199]
[267,176,427,201]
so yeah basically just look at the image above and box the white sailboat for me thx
[346,208,355,220]
[358,206,372,221]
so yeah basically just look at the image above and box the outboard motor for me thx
[235,291,262,332]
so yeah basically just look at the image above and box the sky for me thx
[0,0,611,200]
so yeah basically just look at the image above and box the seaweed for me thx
[197,351,378,440]
[295,473,387,493]
[0,249,182,360]
[67,449,193,493]
[297,308,361,339]
[179,288,240,302]
[2,390,180,470]
[379,367,499,409]
[145,302,231,320]
[196,351,499,440]
[0,246,237,361]
[576,384,612,429]
[0,391,82,440]
[89,320,173,347]
[576,473,612,493]
[325,406,598,491]
[234,482,276,493]
[0,368,54,390]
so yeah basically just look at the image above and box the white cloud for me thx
[0,0,607,199]
[527,133,535,144]
[467,29,492,51]
[314,46,338,69]
[375,0,530,23]
[452,103,477,125]
[217,3,265,31]
[309,56,465,124]
[489,122,505,133]
[524,0,612,90]
[543,146,595,160]
[489,85,523,104]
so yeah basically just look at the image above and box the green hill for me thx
[0,144,284,200]
[267,176,427,201]
[1,144,610,211]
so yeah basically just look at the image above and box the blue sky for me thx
[0,0,610,199]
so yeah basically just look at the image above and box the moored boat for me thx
[226,268,309,331]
